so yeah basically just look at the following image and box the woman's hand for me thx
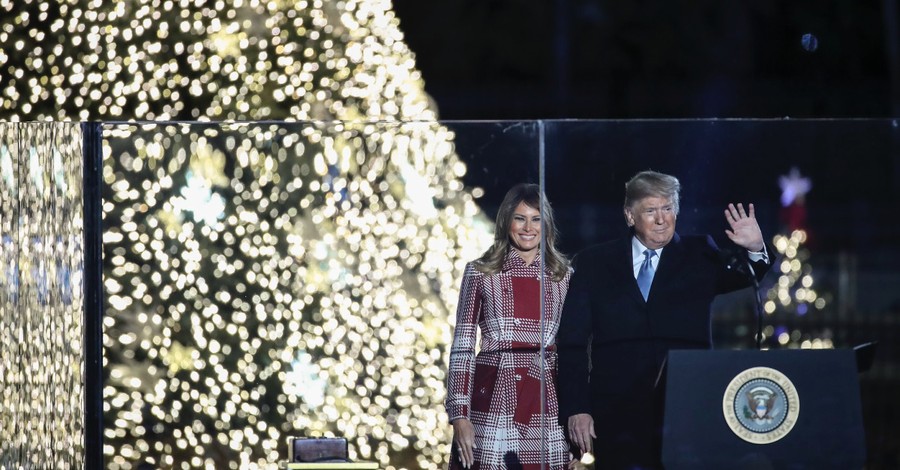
[452,418,476,468]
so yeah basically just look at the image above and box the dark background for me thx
[392,0,900,280]
[394,0,899,120]
[395,2,900,467]
[393,0,900,270]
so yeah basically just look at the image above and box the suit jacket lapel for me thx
[620,233,685,304]
[651,232,684,300]
[619,237,646,305]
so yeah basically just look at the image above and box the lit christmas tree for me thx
[764,167,833,349]
[1,1,492,469]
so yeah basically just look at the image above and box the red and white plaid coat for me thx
[446,250,572,470]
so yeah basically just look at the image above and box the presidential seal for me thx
[722,366,799,444]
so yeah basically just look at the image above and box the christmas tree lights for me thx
[1,1,493,468]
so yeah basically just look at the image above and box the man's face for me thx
[624,196,677,249]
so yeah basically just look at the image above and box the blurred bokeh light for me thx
[1,0,495,468]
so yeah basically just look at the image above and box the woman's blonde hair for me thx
[474,183,570,281]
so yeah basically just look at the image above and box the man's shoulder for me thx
[583,238,624,254]
[574,239,624,262]
[673,233,718,251]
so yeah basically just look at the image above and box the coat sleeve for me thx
[707,235,775,294]
[556,252,594,423]
[445,262,482,422]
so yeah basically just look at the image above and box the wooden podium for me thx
[661,349,866,470]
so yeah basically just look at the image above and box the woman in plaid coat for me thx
[446,183,572,470]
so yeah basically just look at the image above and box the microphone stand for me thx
[724,248,764,350]
[749,268,763,350]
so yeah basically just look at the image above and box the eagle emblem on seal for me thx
[743,386,781,423]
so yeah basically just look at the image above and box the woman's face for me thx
[508,201,541,260]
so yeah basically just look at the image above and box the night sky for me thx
[394,0,897,120]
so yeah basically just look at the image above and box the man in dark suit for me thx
[557,170,772,469]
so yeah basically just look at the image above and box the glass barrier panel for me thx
[100,120,542,469]
[543,118,900,470]
[0,122,86,469]
[3,118,897,469]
